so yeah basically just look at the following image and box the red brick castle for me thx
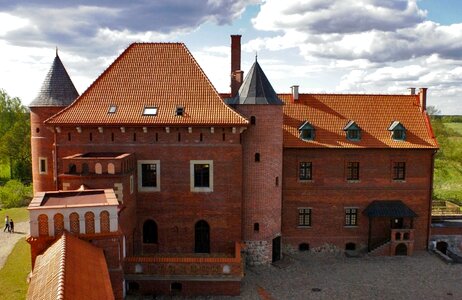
[26,35,438,298]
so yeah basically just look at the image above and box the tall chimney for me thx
[231,35,243,97]
[291,85,299,101]
[419,87,427,112]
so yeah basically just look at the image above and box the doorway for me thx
[194,220,210,253]
[395,243,408,255]
[272,236,281,262]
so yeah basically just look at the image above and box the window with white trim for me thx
[345,208,358,226]
[190,160,213,192]
[137,160,160,192]
[39,157,47,174]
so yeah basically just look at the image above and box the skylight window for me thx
[108,105,117,114]
[143,107,158,116]
[176,106,184,116]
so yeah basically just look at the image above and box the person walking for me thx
[9,219,14,234]
[3,215,9,232]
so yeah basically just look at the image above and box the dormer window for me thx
[343,121,361,141]
[298,121,315,141]
[388,121,406,141]
[108,105,117,114]
[143,107,158,116]
[176,106,184,116]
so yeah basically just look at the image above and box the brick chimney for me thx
[419,87,427,112]
[231,35,243,97]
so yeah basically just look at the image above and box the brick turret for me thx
[29,51,79,194]
[228,54,284,265]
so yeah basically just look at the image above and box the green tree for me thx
[0,89,31,181]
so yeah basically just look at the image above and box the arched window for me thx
[108,163,115,174]
[85,211,95,234]
[69,212,80,234]
[143,220,158,244]
[69,164,77,174]
[38,214,49,237]
[95,163,102,174]
[345,242,356,251]
[195,220,210,253]
[100,211,110,233]
[53,213,64,236]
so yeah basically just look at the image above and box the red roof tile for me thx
[46,43,247,126]
[280,94,438,149]
[27,233,114,300]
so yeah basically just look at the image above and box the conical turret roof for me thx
[29,53,79,107]
[228,59,283,105]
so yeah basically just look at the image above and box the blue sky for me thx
[0,0,461,114]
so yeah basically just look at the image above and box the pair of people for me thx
[3,215,14,233]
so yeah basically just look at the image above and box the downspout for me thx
[426,149,437,250]
[53,130,58,190]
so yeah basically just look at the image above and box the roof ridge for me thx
[278,93,418,96]
[181,44,248,123]
[57,233,67,300]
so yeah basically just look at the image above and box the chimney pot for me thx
[408,87,416,95]
[291,85,299,101]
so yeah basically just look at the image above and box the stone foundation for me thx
[245,240,271,265]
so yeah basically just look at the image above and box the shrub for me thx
[0,180,32,208]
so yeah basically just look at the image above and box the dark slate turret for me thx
[29,52,79,107]
[227,59,283,105]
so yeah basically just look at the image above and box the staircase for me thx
[368,240,391,256]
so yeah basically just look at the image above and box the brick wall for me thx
[52,126,243,255]
[282,148,434,252]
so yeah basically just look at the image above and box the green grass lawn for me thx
[0,207,29,223]
[444,122,462,134]
[0,238,31,300]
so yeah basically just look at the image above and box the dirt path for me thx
[0,222,30,269]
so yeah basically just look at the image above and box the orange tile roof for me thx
[27,233,114,300]
[280,94,438,149]
[46,43,248,126]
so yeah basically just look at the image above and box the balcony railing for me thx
[124,242,243,278]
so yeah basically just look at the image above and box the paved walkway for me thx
[0,221,30,269]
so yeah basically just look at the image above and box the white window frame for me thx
[39,157,47,174]
[190,160,213,192]
[137,160,160,192]
[344,207,359,227]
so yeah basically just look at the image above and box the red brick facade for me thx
[27,39,438,298]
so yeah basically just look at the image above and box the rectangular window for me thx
[298,208,312,227]
[39,157,47,174]
[130,175,134,194]
[137,160,160,192]
[347,162,360,181]
[299,162,312,180]
[345,208,358,226]
[393,162,406,180]
[190,160,213,192]
[143,107,158,116]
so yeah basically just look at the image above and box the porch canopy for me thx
[364,200,417,218]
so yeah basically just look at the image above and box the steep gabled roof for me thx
[46,43,247,126]
[27,233,114,300]
[227,60,283,105]
[281,94,438,149]
[29,54,79,107]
